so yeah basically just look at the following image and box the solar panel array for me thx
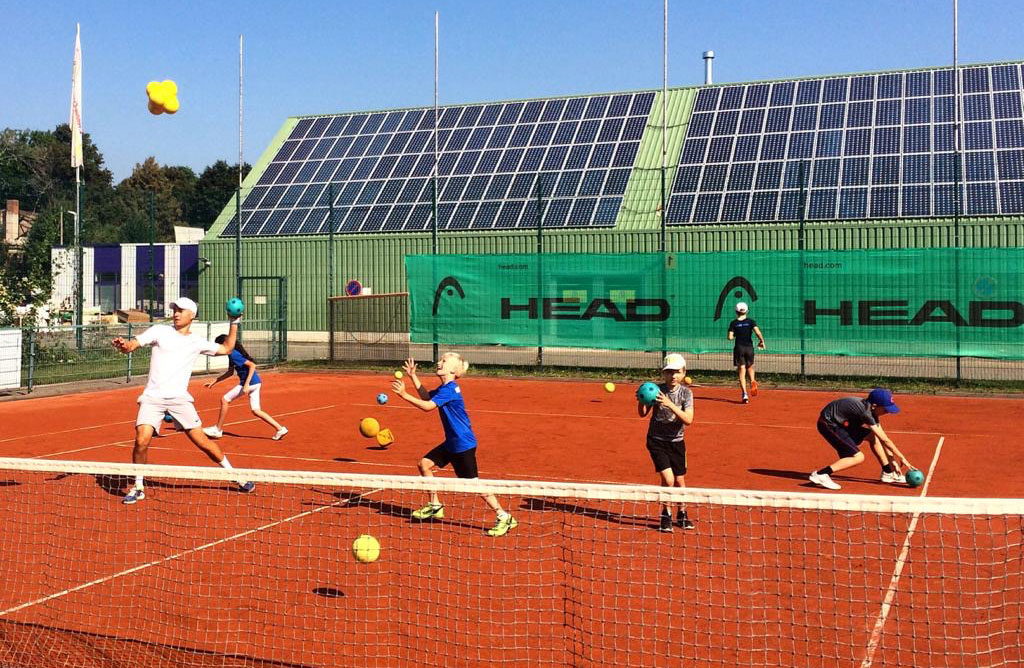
[668,64,1024,224]
[223,92,655,237]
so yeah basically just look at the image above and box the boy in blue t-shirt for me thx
[391,353,517,537]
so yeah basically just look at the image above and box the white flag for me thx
[70,23,83,169]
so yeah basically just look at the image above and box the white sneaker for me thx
[809,471,841,490]
[881,470,907,484]
[203,426,223,439]
[273,427,288,441]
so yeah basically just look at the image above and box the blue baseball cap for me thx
[867,388,900,413]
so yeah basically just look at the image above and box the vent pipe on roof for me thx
[703,50,714,85]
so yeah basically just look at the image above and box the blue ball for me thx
[162,413,174,423]
[225,297,245,317]
[636,381,660,406]
[906,469,925,488]
[376,393,389,405]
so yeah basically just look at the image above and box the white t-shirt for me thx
[135,324,220,401]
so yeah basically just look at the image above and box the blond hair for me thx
[441,352,470,377]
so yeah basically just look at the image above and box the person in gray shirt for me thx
[639,353,695,532]
[809,388,915,491]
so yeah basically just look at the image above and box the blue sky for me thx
[4,1,1022,182]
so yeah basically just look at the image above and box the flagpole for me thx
[71,23,84,346]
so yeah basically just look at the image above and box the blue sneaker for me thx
[123,488,145,505]
[239,481,256,493]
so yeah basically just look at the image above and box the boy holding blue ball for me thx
[638,353,695,532]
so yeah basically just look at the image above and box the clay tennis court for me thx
[0,372,1021,667]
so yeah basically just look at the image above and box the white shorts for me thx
[223,383,262,411]
[137,397,202,430]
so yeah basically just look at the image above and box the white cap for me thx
[169,297,198,315]
[662,353,687,371]
[735,301,749,313]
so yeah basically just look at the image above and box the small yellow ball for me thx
[604,382,615,393]
[394,370,404,379]
[352,534,381,563]
[683,376,693,386]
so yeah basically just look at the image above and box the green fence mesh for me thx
[407,249,1024,359]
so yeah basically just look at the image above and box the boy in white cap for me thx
[637,353,695,532]
[727,301,765,404]
[111,297,254,504]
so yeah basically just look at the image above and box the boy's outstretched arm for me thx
[403,358,431,401]
[392,379,437,412]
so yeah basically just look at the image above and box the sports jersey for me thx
[228,350,261,385]
[430,381,477,453]
[646,383,693,443]
[819,397,878,429]
[135,325,219,401]
[728,318,758,347]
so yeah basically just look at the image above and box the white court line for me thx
[29,405,336,459]
[859,435,946,668]
[0,486,382,618]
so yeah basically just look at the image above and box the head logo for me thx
[713,276,758,321]
[432,276,465,315]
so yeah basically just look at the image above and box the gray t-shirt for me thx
[646,383,694,443]
[819,397,878,428]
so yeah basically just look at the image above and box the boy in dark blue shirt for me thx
[727,302,765,404]
[391,353,517,537]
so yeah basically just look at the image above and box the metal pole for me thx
[328,182,335,300]
[149,191,156,321]
[75,173,83,349]
[660,0,667,253]
[953,0,963,383]
[798,160,807,378]
[236,36,245,304]
[431,11,439,363]
[536,176,544,366]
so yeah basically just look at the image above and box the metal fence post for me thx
[27,328,36,393]
[126,322,133,382]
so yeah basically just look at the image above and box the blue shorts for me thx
[816,419,870,459]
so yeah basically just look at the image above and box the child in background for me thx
[727,302,766,404]
[638,353,695,532]
[391,353,517,537]
[203,335,288,441]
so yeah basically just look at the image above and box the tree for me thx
[188,160,251,229]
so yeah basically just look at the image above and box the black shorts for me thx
[733,345,755,367]
[816,419,869,459]
[646,438,687,476]
[423,443,479,478]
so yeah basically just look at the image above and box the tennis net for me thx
[0,457,1020,668]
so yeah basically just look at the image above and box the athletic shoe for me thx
[487,515,518,537]
[203,426,223,439]
[411,504,445,520]
[750,381,759,396]
[881,470,907,484]
[742,393,750,404]
[123,488,145,505]
[239,481,256,493]
[272,427,289,441]
[659,513,673,533]
[809,471,841,490]
[676,511,695,530]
